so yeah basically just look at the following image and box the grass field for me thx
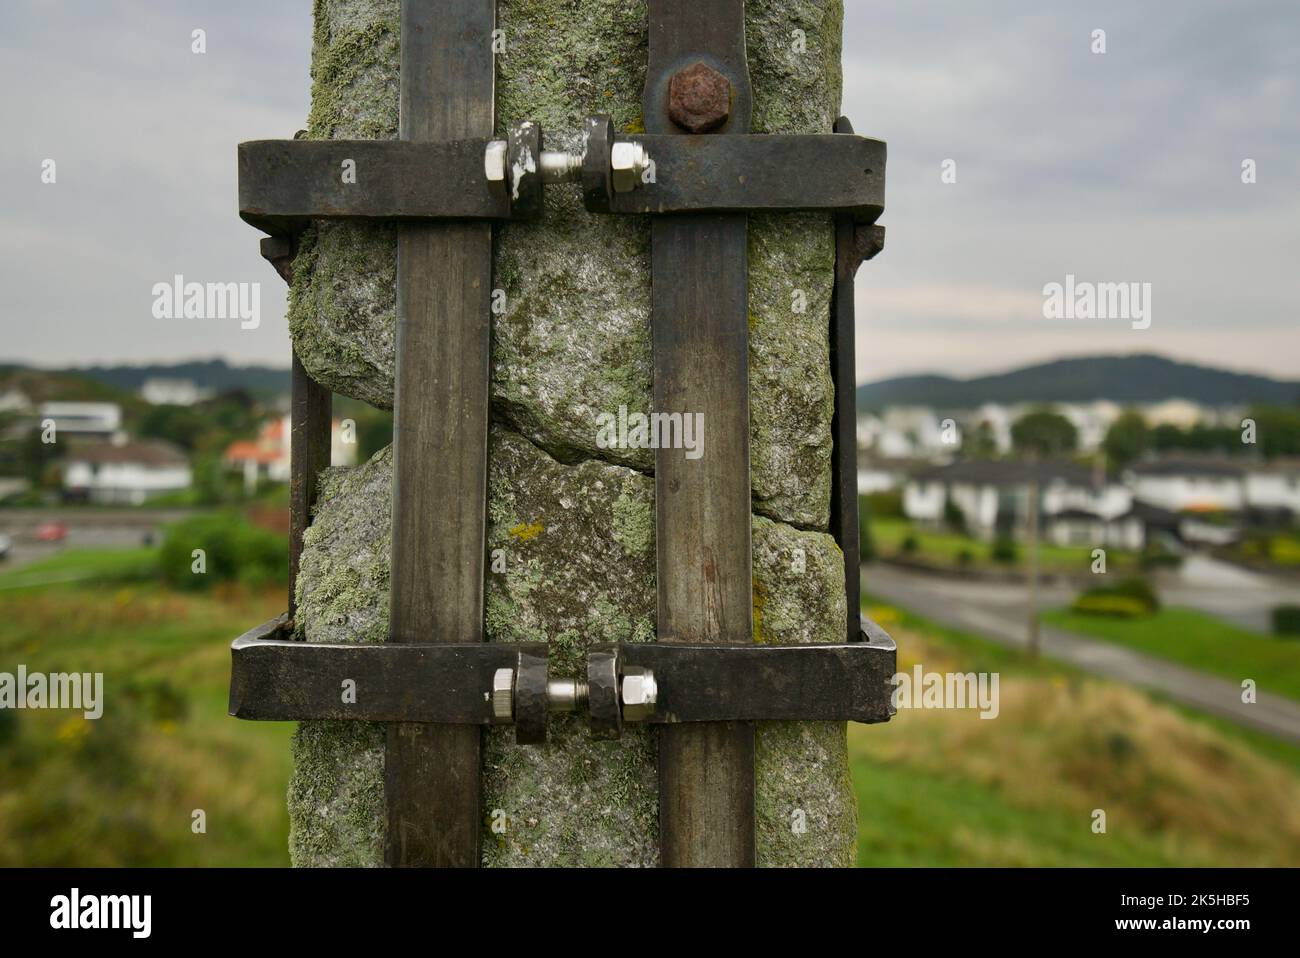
[4,548,1300,866]
[869,516,1138,575]
[852,599,1300,866]
[0,547,159,590]
[0,551,291,867]
[1042,606,1300,702]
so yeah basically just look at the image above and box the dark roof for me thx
[910,459,1096,488]
[1130,457,1243,478]
[66,438,188,467]
[857,455,938,473]
[1122,500,1182,523]
[1049,508,1102,521]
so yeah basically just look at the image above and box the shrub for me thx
[1072,576,1160,618]
[863,489,904,518]
[943,497,967,534]
[1110,576,1161,613]
[900,534,919,555]
[955,548,974,568]
[857,501,875,562]
[1140,543,1183,571]
[1071,593,1150,618]
[158,512,286,591]
[1272,605,1300,637]
[990,537,1018,564]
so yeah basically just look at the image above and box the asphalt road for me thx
[0,507,187,572]
[864,562,1300,744]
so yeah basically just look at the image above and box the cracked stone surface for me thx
[288,0,858,867]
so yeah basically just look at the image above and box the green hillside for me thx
[858,354,1300,410]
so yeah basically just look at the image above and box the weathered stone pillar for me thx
[287,0,855,867]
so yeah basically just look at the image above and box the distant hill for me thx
[857,354,1300,411]
[0,366,141,408]
[0,359,290,400]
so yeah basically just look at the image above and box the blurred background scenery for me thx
[2,0,1298,866]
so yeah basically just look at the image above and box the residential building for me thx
[1141,398,1207,430]
[1056,399,1122,453]
[862,406,958,458]
[0,387,33,415]
[38,401,122,437]
[1126,458,1245,513]
[140,378,213,406]
[1243,459,1300,516]
[224,414,359,493]
[62,436,192,504]
[857,455,929,495]
[904,459,1145,545]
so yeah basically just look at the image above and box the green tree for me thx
[857,495,875,561]
[962,420,999,459]
[1249,405,1300,458]
[1011,408,1077,457]
[138,404,208,451]
[1102,409,1149,470]
[1150,423,1185,451]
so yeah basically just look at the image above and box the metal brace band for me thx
[228,616,897,735]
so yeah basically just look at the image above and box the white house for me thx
[904,460,1141,543]
[857,455,929,495]
[62,436,192,505]
[1056,400,1122,453]
[224,414,358,493]
[967,403,1014,454]
[0,387,33,415]
[39,401,122,437]
[1243,459,1300,516]
[140,378,213,406]
[861,406,957,458]
[1141,399,1208,430]
[1046,508,1147,551]
[1126,458,1245,513]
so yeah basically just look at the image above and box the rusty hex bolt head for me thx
[668,61,731,133]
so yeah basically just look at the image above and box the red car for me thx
[34,522,68,542]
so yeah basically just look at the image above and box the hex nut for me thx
[581,114,614,212]
[587,649,623,739]
[611,141,648,194]
[621,666,657,722]
[484,139,508,183]
[667,61,731,133]
[514,651,550,745]
[491,668,514,723]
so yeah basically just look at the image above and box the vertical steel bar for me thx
[288,350,332,619]
[830,116,861,645]
[385,0,496,868]
[646,0,756,867]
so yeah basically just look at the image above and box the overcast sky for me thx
[1,1,1296,385]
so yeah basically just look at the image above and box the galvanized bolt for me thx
[538,150,583,185]
[667,61,731,133]
[487,139,584,186]
[483,139,508,182]
[486,131,649,199]
[491,667,514,723]
[621,666,657,722]
[484,139,508,202]
[546,677,589,713]
[611,141,650,193]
